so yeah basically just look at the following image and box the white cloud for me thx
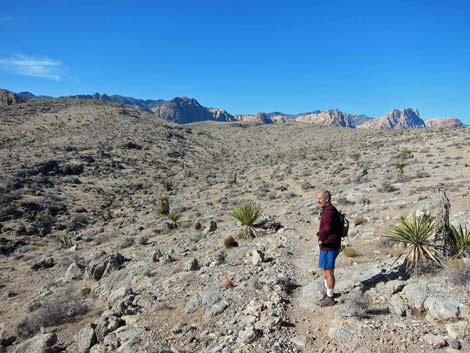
[0,55,66,81]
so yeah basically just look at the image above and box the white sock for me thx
[327,288,334,297]
[324,280,327,288]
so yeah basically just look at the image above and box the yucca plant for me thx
[448,224,470,257]
[395,160,407,178]
[230,203,263,238]
[53,231,73,249]
[387,213,443,273]
[167,211,179,229]
[157,196,170,215]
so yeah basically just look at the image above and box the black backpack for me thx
[337,210,349,238]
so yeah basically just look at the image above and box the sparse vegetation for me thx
[448,224,470,257]
[387,213,443,272]
[342,246,358,257]
[157,196,170,215]
[167,211,179,229]
[395,160,406,178]
[53,231,73,249]
[16,286,91,338]
[231,203,263,238]
[353,216,364,226]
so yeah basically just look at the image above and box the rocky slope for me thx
[0,89,25,106]
[1,98,469,353]
[357,108,425,130]
[425,118,463,128]
[10,89,465,129]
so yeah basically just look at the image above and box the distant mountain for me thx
[295,109,355,127]
[424,118,463,128]
[357,108,424,130]
[7,89,464,129]
[17,91,53,100]
[0,88,25,105]
[234,112,296,124]
[151,97,236,124]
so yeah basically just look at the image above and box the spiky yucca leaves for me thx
[167,211,179,229]
[449,224,470,257]
[387,213,443,273]
[157,196,170,215]
[231,203,263,238]
[53,231,73,249]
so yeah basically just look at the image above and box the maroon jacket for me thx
[317,204,342,250]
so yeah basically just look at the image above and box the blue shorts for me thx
[319,249,340,269]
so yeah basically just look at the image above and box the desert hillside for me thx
[0,98,469,353]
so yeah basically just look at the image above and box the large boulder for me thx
[9,333,58,353]
[87,252,126,281]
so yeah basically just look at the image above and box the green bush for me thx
[168,211,179,229]
[53,231,73,249]
[230,203,263,238]
[448,224,470,257]
[157,196,170,215]
[387,213,443,273]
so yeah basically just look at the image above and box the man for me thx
[316,189,341,306]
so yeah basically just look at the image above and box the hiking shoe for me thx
[319,295,336,307]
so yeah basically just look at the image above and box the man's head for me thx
[317,189,331,209]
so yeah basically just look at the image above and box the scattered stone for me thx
[423,333,447,349]
[31,257,54,271]
[77,324,97,353]
[424,295,461,322]
[446,321,470,339]
[64,261,85,282]
[87,252,126,281]
[208,221,217,232]
[220,278,234,288]
[8,333,58,353]
[251,249,265,265]
[205,300,230,318]
[448,339,461,350]
[185,258,200,271]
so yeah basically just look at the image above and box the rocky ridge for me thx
[0,89,25,106]
[425,118,463,128]
[11,89,464,128]
[357,108,425,130]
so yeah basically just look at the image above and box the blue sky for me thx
[1,0,470,122]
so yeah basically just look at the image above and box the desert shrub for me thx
[224,235,238,248]
[192,220,202,231]
[52,231,73,249]
[137,236,149,245]
[120,237,135,249]
[394,160,407,178]
[343,246,358,257]
[448,224,470,257]
[231,203,263,238]
[167,211,179,229]
[16,286,91,338]
[387,213,443,273]
[157,196,170,215]
[161,179,173,191]
[353,216,364,226]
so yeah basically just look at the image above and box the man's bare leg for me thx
[323,268,335,297]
